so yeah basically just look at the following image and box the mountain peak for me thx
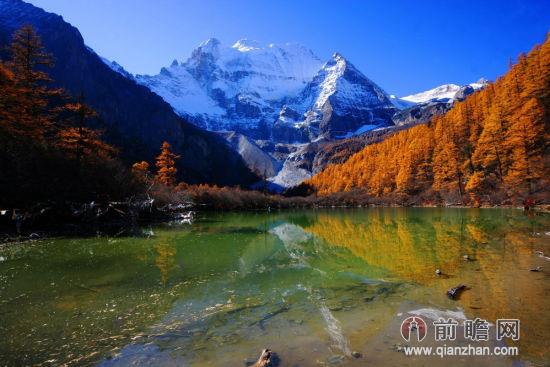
[401,84,461,103]
[323,52,348,73]
[470,77,489,89]
[197,38,221,55]
[199,37,221,47]
[232,39,261,52]
[331,52,345,60]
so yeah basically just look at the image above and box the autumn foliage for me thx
[0,26,134,206]
[155,141,180,186]
[308,34,550,205]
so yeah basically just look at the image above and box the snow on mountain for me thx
[280,52,397,139]
[389,95,415,110]
[129,37,489,188]
[392,78,490,126]
[301,53,393,112]
[134,39,397,142]
[135,38,323,133]
[400,78,488,104]
[99,56,134,80]
[129,38,401,188]
[469,78,489,90]
[401,84,462,103]
[136,64,224,117]
[268,144,313,189]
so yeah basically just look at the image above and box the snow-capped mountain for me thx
[134,39,396,143]
[135,39,322,136]
[278,52,397,140]
[400,79,488,104]
[128,38,487,188]
[392,78,489,126]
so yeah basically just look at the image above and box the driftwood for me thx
[1,198,194,236]
[447,284,466,299]
[253,349,273,367]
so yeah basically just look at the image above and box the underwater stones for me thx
[447,284,467,299]
[328,354,345,365]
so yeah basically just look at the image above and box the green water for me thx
[0,208,549,366]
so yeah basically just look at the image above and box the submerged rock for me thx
[249,349,274,367]
[447,284,467,299]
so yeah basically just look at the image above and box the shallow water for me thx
[0,208,549,366]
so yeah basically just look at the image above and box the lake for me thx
[0,208,549,366]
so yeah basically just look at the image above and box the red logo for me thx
[400,316,427,342]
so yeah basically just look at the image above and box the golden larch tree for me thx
[155,141,180,186]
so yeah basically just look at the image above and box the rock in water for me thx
[447,284,466,299]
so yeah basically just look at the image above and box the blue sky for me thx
[28,0,550,96]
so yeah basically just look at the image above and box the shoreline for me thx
[1,204,547,245]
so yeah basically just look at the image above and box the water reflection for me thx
[0,208,548,366]
[155,242,177,284]
[301,209,550,361]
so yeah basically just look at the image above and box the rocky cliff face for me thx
[0,0,257,186]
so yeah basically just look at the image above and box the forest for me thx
[0,25,140,207]
[0,26,216,210]
[307,34,550,206]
